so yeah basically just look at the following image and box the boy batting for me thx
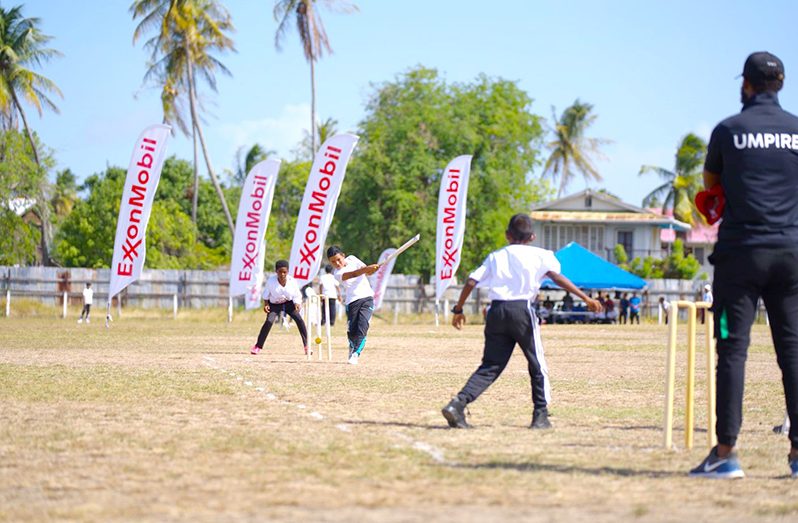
[442,214,602,429]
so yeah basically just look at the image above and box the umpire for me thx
[690,52,798,479]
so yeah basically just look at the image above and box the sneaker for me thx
[441,397,470,428]
[250,345,261,355]
[304,346,313,356]
[77,318,82,324]
[689,446,745,479]
[789,455,798,479]
[530,409,552,430]
[86,318,90,323]
[348,352,359,365]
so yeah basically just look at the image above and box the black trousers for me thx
[346,297,373,355]
[457,300,550,411]
[321,298,337,326]
[712,247,798,448]
[256,301,308,349]
[80,304,91,319]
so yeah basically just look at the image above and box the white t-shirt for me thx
[334,255,374,305]
[261,274,302,305]
[319,273,339,299]
[469,244,561,301]
[82,288,93,305]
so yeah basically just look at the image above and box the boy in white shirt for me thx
[327,246,379,365]
[250,260,309,356]
[318,264,341,326]
[78,283,93,324]
[442,214,602,429]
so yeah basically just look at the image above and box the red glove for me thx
[695,184,725,225]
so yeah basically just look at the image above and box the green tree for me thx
[543,99,608,197]
[54,162,226,269]
[0,5,63,263]
[332,67,550,278]
[51,168,78,222]
[296,116,337,160]
[615,239,700,280]
[131,0,236,232]
[640,133,707,225]
[0,129,42,265]
[273,0,357,153]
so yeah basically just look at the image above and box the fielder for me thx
[77,283,93,324]
[250,260,309,356]
[442,214,602,429]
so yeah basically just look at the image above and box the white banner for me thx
[244,262,264,310]
[435,155,472,301]
[370,248,397,310]
[229,159,280,297]
[289,133,359,287]
[108,124,171,303]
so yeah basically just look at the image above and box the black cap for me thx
[742,51,785,83]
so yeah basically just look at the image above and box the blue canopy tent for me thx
[541,242,647,290]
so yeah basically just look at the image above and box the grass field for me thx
[1,311,795,522]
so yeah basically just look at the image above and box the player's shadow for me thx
[342,419,450,430]
[450,461,681,478]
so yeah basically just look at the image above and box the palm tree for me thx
[232,143,274,185]
[0,5,63,264]
[297,115,337,159]
[131,0,236,233]
[640,133,707,225]
[273,0,356,154]
[543,99,608,197]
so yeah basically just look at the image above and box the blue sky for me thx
[16,0,798,207]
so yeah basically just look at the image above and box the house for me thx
[530,189,691,262]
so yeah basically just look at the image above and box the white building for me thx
[530,189,691,261]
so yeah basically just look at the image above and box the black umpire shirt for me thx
[705,92,798,251]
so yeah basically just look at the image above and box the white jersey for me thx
[319,273,339,299]
[82,288,93,305]
[334,255,374,305]
[261,274,302,305]
[469,244,560,302]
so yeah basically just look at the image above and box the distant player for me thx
[250,260,309,356]
[442,214,602,429]
[327,246,379,365]
[318,264,341,326]
[77,283,93,324]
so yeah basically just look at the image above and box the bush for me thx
[614,239,700,280]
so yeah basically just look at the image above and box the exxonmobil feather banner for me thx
[435,155,472,301]
[289,133,359,287]
[229,159,280,297]
[108,124,171,303]
[370,248,397,310]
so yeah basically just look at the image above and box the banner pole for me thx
[228,296,233,323]
[435,299,440,327]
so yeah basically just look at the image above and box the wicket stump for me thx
[663,301,716,450]
[304,294,333,361]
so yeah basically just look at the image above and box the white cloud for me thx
[217,103,311,159]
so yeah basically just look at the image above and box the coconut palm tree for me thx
[232,143,274,185]
[640,133,707,225]
[0,5,63,264]
[543,99,608,197]
[273,0,356,154]
[131,0,236,234]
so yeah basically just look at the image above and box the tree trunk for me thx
[310,56,317,154]
[191,124,199,223]
[185,50,235,235]
[12,90,52,265]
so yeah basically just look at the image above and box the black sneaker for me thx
[441,398,470,428]
[530,409,552,429]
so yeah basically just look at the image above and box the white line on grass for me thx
[202,355,451,465]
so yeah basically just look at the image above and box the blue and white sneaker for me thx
[789,456,798,479]
[689,446,745,479]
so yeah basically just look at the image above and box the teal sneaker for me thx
[689,446,745,479]
[789,455,798,479]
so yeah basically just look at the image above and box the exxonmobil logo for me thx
[237,174,269,282]
[116,137,158,277]
[438,167,461,281]
[293,144,343,281]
